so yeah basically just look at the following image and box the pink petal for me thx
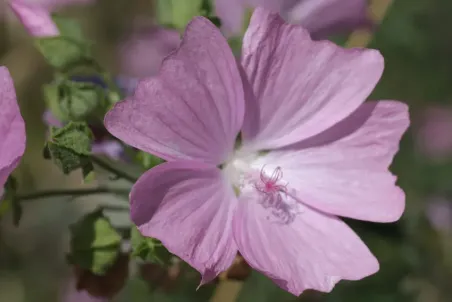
[233,190,379,296]
[255,101,409,222]
[240,8,384,150]
[282,0,372,39]
[415,106,452,161]
[118,26,180,78]
[130,161,238,283]
[0,67,26,187]
[9,0,60,37]
[105,17,244,164]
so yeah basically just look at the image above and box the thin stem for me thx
[17,187,129,202]
[91,156,139,183]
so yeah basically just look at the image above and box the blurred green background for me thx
[2,0,452,301]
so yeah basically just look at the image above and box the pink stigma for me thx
[255,166,287,195]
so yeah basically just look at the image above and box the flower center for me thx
[223,152,300,224]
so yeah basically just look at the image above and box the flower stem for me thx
[91,156,139,183]
[16,187,129,202]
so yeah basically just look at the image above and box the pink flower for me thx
[216,0,372,39]
[415,106,452,161]
[104,9,409,295]
[0,67,26,188]
[9,0,95,37]
[116,26,180,95]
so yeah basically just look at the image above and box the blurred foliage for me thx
[67,209,122,276]
[43,122,95,180]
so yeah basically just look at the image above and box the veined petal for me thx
[241,8,384,150]
[9,0,60,37]
[130,161,238,283]
[0,67,26,187]
[105,17,244,164]
[255,101,409,222]
[233,190,378,296]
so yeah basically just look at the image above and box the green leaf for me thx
[136,151,164,169]
[35,36,89,69]
[44,142,93,175]
[130,226,171,264]
[50,122,93,155]
[51,14,85,42]
[63,81,105,121]
[156,0,203,30]
[44,122,94,178]
[0,177,22,227]
[44,76,107,123]
[68,209,122,275]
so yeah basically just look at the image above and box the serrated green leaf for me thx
[44,122,94,176]
[51,122,93,155]
[45,142,91,174]
[35,36,89,69]
[68,209,122,275]
[130,226,171,264]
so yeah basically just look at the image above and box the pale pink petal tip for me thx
[0,66,26,187]
[130,161,238,282]
[105,17,244,164]
[9,0,60,37]
[258,101,409,223]
[233,191,379,296]
[241,8,384,150]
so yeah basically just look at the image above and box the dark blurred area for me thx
[2,0,452,301]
